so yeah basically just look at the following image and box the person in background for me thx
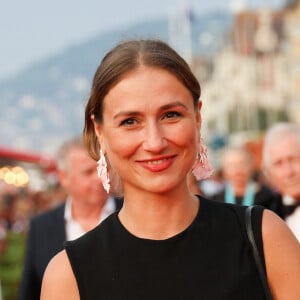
[41,39,300,299]
[211,146,278,208]
[18,136,122,300]
[200,168,225,197]
[262,122,300,241]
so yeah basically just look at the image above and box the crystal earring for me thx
[97,149,110,193]
[191,138,213,180]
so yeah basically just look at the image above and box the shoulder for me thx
[41,250,80,300]
[198,196,248,231]
[262,209,299,248]
[262,209,300,299]
[199,195,245,216]
[255,187,283,208]
[30,203,65,227]
[262,209,300,252]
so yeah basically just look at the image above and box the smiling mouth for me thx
[145,158,170,165]
[137,156,176,172]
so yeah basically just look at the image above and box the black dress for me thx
[65,196,268,300]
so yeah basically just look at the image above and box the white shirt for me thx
[64,196,117,241]
[283,195,300,242]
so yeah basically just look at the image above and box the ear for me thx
[195,100,202,142]
[57,169,68,189]
[196,100,202,125]
[91,114,106,153]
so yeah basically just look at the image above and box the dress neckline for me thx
[114,195,204,243]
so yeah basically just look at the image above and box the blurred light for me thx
[0,166,9,179]
[0,165,29,187]
[4,170,15,184]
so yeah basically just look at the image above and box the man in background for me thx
[262,122,300,241]
[211,146,277,208]
[18,136,122,300]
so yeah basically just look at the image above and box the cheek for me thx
[269,170,284,186]
[170,120,198,147]
[168,125,198,163]
[105,132,138,163]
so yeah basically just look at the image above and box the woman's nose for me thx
[142,123,168,153]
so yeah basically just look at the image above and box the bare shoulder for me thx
[40,250,80,300]
[262,209,300,300]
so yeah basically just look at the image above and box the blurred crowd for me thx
[0,181,66,300]
[0,183,66,235]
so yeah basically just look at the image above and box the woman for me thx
[41,39,300,299]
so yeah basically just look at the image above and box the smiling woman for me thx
[40,39,300,300]
[92,66,200,196]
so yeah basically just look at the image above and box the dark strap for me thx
[245,206,273,300]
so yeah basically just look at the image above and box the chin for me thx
[145,180,182,195]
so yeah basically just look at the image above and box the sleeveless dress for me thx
[65,196,268,300]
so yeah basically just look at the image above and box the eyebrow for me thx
[160,101,188,111]
[113,101,189,120]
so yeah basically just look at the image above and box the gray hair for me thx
[55,136,85,171]
[220,145,253,166]
[262,122,300,168]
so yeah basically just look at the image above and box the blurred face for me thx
[265,134,300,199]
[222,150,252,189]
[58,147,107,205]
[94,66,201,195]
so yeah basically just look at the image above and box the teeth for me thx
[147,159,166,165]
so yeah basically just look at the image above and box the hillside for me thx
[0,12,231,154]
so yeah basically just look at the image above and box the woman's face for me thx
[94,66,201,194]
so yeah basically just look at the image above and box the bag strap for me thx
[245,206,273,300]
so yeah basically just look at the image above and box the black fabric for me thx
[283,203,300,217]
[65,196,268,300]
[18,197,123,300]
[18,203,66,300]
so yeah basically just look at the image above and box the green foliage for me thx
[0,232,26,300]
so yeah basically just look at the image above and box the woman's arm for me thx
[40,250,80,300]
[263,210,300,300]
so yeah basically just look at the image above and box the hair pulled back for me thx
[84,39,201,160]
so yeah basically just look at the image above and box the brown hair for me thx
[84,39,201,160]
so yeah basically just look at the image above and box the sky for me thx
[0,0,285,80]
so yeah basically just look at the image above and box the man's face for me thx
[59,147,107,206]
[266,134,300,199]
[222,150,253,189]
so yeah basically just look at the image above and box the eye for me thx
[163,111,182,119]
[119,117,137,127]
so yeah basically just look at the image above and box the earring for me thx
[97,149,110,193]
[192,138,213,180]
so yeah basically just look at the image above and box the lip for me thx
[136,155,176,172]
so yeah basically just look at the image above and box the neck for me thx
[234,186,246,197]
[118,186,199,240]
[232,182,250,197]
[70,198,106,231]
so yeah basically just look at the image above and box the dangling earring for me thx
[97,149,110,193]
[192,138,213,180]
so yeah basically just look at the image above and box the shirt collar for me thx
[283,195,297,205]
[64,196,116,224]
